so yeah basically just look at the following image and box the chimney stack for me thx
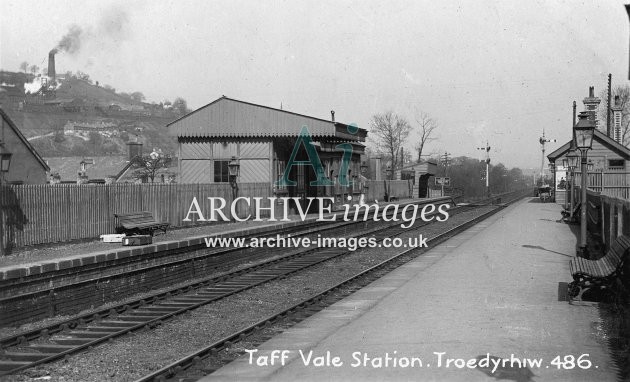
[331,110,335,122]
[127,139,143,161]
[48,50,56,81]
[582,86,601,129]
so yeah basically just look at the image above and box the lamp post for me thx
[548,162,556,202]
[566,150,580,221]
[0,150,11,258]
[573,111,595,257]
[228,156,240,217]
[0,152,12,182]
[360,161,369,204]
[562,158,568,210]
[384,165,392,201]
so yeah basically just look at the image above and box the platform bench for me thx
[568,235,630,302]
[114,211,169,236]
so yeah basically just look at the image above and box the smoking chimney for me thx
[331,110,335,122]
[48,50,56,81]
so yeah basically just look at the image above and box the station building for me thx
[168,96,367,200]
[395,161,439,198]
[547,129,630,201]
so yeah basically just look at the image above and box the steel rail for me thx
[134,193,528,382]
[0,199,460,375]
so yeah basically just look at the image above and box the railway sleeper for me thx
[115,315,158,322]
[97,320,146,327]
[50,337,94,346]
[85,326,123,333]
[127,310,171,316]
[26,344,75,353]
[0,361,31,372]
[66,330,114,338]
[140,306,182,312]
[157,301,196,306]
[171,297,211,303]
[2,352,50,362]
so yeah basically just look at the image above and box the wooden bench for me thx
[568,235,630,302]
[114,211,169,236]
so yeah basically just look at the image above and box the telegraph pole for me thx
[477,142,491,197]
[440,152,451,196]
[607,73,612,137]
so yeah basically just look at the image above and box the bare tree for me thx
[369,111,412,175]
[19,61,29,73]
[29,65,39,75]
[172,97,189,115]
[131,150,173,182]
[413,111,438,162]
[598,85,630,146]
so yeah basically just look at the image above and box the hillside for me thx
[4,108,178,157]
[0,71,183,157]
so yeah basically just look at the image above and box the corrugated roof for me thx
[168,96,366,141]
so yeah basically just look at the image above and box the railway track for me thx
[1,198,453,328]
[133,191,528,382]
[0,198,462,375]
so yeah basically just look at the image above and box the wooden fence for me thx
[584,189,630,252]
[0,180,414,250]
[0,183,271,249]
[573,171,630,200]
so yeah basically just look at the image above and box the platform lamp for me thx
[566,150,580,222]
[360,161,369,202]
[573,111,596,258]
[228,156,240,201]
[384,165,392,202]
[561,158,569,210]
[0,152,12,183]
[360,161,369,176]
[0,149,10,258]
[548,162,556,202]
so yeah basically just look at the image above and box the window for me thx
[608,159,625,170]
[214,160,229,182]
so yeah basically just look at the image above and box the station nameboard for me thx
[435,177,451,186]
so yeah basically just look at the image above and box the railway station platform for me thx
[205,197,617,381]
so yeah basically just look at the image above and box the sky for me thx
[1,0,628,170]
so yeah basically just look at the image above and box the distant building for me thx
[0,108,50,184]
[45,143,178,184]
[394,161,438,198]
[547,129,630,200]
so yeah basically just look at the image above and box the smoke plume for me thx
[51,6,130,56]
[53,24,83,55]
